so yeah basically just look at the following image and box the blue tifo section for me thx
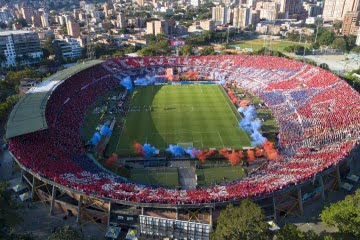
[164,81,217,85]
[260,92,285,105]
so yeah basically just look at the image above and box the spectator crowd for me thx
[8,55,360,205]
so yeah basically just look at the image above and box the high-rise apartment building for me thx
[67,21,81,38]
[53,37,83,61]
[146,20,169,35]
[21,6,33,25]
[256,1,279,20]
[342,11,360,35]
[199,20,215,31]
[276,0,304,18]
[322,0,360,21]
[41,13,49,28]
[118,12,127,28]
[212,6,230,25]
[233,7,251,28]
[137,0,145,7]
[0,30,43,67]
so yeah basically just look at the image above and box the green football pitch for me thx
[115,84,251,154]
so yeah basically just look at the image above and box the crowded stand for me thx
[7,55,360,205]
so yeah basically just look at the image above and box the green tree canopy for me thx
[351,46,360,53]
[345,36,357,51]
[319,63,330,70]
[179,44,193,56]
[276,223,318,240]
[198,46,215,56]
[333,21,342,30]
[332,38,346,51]
[320,189,360,238]
[318,31,336,46]
[0,182,23,239]
[48,225,84,240]
[5,69,41,86]
[211,200,271,240]
[137,40,170,56]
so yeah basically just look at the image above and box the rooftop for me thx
[6,60,103,139]
[0,30,36,36]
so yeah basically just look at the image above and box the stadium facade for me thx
[6,56,360,238]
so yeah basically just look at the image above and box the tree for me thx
[276,223,318,240]
[5,69,40,86]
[331,38,346,51]
[179,45,193,56]
[137,40,170,56]
[61,24,68,35]
[48,225,84,240]
[318,31,335,46]
[15,18,28,27]
[350,46,360,53]
[287,31,301,42]
[198,46,215,56]
[319,63,330,70]
[94,43,108,58]
[333,21,342,30]
[344,36,357,51]
[311,42,320,49]
[0,182,23,239]
[320,189,360,238]
[43,35,56,55]
[211,200,271,240]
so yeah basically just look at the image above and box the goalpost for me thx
[177,142,193,148]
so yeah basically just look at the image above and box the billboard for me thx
[139,215,211,240]
[170,40,185,46]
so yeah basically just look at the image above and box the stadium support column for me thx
[31,176,37,201]
[272,195,277,221]
[49,185,56,216]
[209,208,213,226]
[297,187,303,215]
[107,202,111,227]
[176,208,179,220]
[77,195,83,224]
[20,169,24,183]
[141,207,144,215]
[336,165,341,188]
[319,176,325,200]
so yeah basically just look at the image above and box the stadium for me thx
[5,55,360,239]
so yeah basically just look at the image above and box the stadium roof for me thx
[6,60,103,139]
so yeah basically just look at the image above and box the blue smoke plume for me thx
[185,147,200,158]
[100,125,112,136]
[238,105,267,146]
[166,145,185,157]
[143,143,158,158]
[120,76,133,90]
[91,132,101,145]
[212,71,226,85]
[134,75,158,86]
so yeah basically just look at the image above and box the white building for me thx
[0,30,43,68]
[41,13,49,28]
[0,11,10,24]
[356,29,360,46]
[190,0,200,7]
[212,6,230,25]
[53,37,83,61]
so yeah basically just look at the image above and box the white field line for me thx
[216,85,252,144]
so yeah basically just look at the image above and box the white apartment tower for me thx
[322,0,360,21]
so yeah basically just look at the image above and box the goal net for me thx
[177,142,193,148]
